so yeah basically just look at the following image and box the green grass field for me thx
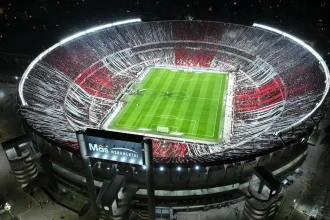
[110,68,228,142]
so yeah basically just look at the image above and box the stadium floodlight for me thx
[160,166,164,171]
[18,18,141,106]
[60,19,141,44]
[195,165,200,170]
[177,166,181,171]
[253,23,330,135]
[107,167,110,170]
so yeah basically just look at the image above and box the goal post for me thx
[157,126,169,133]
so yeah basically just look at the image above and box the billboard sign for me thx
[83,129,144,165]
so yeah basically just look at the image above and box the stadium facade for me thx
[15,19,330,219]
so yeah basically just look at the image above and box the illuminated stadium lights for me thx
[160,166,164,171]
[177,166,181,171]
[195,165,200,170]
[20,20,329,163]
[107,167,110,170]
[60,18,141,44]
[18,18,141,106]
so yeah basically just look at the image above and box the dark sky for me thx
[0,0,329,74]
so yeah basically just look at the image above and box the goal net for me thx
[157,126,169,133]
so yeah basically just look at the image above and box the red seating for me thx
[74,62,130,99]
[234,76,285,112]
[175,47,216,68]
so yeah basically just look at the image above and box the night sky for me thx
[0,0,329,77]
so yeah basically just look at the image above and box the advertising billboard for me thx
[83,129,144,165]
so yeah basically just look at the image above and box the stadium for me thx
[19,19,329,163]
[15,19,330,218]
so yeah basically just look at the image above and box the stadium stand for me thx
[20,20,329,163]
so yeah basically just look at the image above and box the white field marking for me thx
[114,69,171,127]
[114,100,136,127]
[183,76,224,138]
[114,69,156,127]
[166,91,190,101]
[150,124,178,132]
[131,76,224,138]
[113,68,227,139]
[211,76,224,138]
[136,114,196,134]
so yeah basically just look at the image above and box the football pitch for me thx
[110,68,228,142]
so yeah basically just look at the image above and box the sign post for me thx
[79,129,156,219]
[76,130,98,214]
[144,139,156,219]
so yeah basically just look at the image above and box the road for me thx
[276,112,330,220]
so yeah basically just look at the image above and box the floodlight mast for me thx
[253,23,330,135]
[18,18,141,106]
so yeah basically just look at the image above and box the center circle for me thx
[166,91,189,101]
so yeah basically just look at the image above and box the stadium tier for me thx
[19,20,329,164]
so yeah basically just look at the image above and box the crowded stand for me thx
[234,76,285,112]
[174,47,216,68]
[20,20,329,163]
[172,21,208,41]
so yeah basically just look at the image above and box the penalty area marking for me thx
[111,68,227,141]
[150,125,178,132]
[135,115,196,134]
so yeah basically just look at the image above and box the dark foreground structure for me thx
[2,19,328,220]
[243,166,285,220]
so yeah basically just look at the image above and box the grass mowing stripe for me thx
[176,73,202,134]
[195,74,217,138]
[116,69,161,128]
[140,70,181,129]
[116,69,155,128]
[216,75,226,138]
[110,68,229,142]
[187,73,209,136]
[204,75,221,138]
[163,71,191,132]
[219,75,229,139]
[129,69,168,127]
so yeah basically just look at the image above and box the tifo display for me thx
[19,20,329,163]
[110,68,228,142]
